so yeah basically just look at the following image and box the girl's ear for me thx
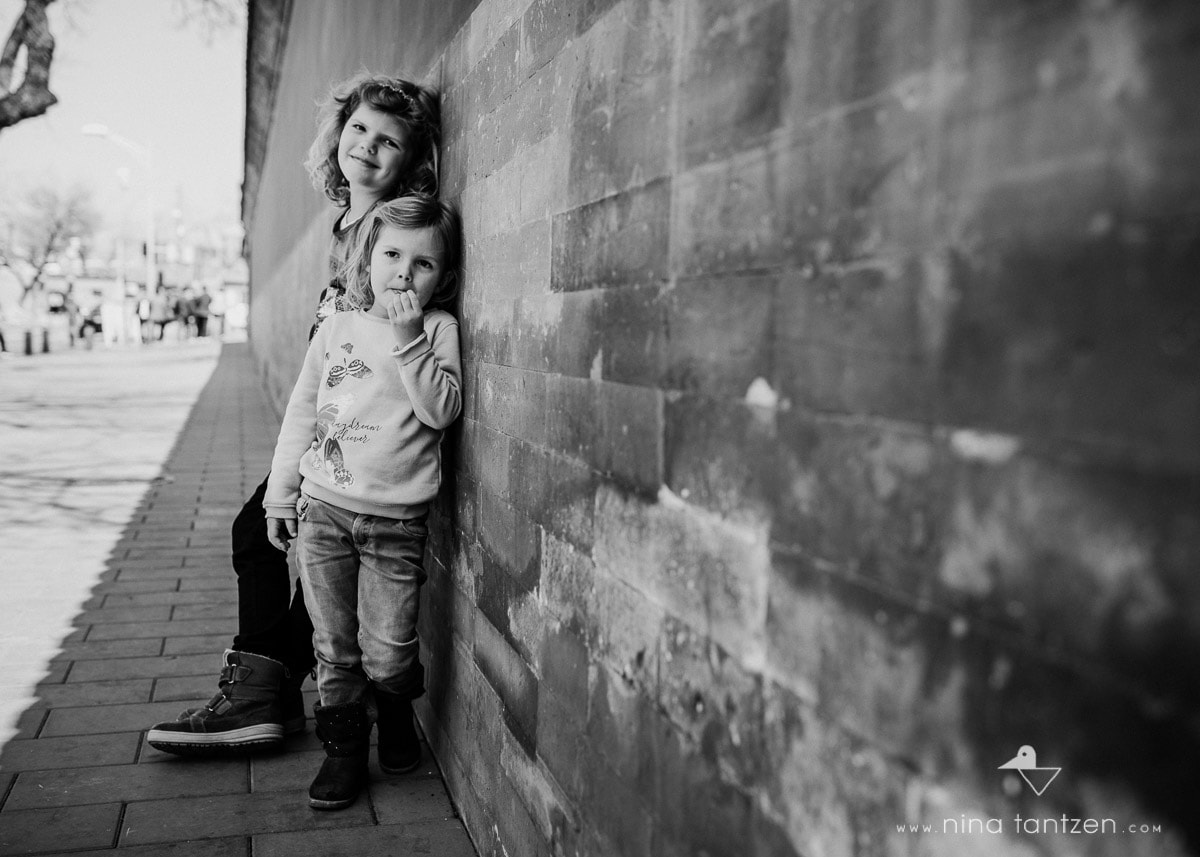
[435,270,459,307]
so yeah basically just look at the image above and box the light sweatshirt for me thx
[264,309,461,521]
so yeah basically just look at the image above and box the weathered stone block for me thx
[766,414,944,597]
[478,362,549,446]
[474,616,539,754]
[665,274,776,397]
[594,483,768,665]
[544,374,662,490]
[585,569,662,690]
[594,381,663,493]
[507,439,597,550]
[551,179,671,293]
[656,617,767,790]
[539,621,590,718]
[663,393,792,523]
[541,530,597,626]
[521,0,578,76]
[545,374,600,463]
[567,0,673,206]
[679,0,788,167]
[673,144,791,277]
[479,488,542,592]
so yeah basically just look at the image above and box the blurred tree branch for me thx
[0,0,242,135]
[0,0,58,133]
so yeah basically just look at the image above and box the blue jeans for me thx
[297,494,428,707]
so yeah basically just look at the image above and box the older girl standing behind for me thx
[264,195,463,810]
[148,74,441,755]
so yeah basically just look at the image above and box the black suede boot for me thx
[375,688,421,774]
[309,701,370,810]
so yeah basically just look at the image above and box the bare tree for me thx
[0,0,58,132]
[0,183,98,303]
[0,0,243,135]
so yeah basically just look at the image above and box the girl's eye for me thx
[417,259,434,269]
[351,123,365,131]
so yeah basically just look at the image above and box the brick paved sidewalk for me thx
[0,342,477,856]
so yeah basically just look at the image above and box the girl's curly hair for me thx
[341,194,463,314]
[304,72,441,207]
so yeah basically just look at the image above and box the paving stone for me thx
[40,701,184,738]
[5,757,247,810]
[73,605,173,625]
[49,836,248,857]
[114,567,190,582]
[119,790,372,845]
[171,603,238,621]
[115,534,195,549]
[110,555,185,568]
[102,589,231,607]
[85,618,231,641]
[178,577,238,592]
[162,634,233,656]
[0,803,121,855]
[38,661,70,684]
[23,679,152,709]
[9,709,45,741]
[254,818,477,857]
[51,638,164,662]
[373,773,463,826]
[91,579,181,595]
[67,654,214,683]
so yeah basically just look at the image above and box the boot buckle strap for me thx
[220,664,254,684]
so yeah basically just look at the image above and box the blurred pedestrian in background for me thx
[194,286,212,337]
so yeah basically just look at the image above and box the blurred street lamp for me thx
[81,123,157,293]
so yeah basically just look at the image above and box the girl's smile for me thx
[337,105,411,203]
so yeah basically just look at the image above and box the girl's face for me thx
[337,104,411,201]
[366,225,445,319]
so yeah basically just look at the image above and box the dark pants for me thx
[231,474,316,679]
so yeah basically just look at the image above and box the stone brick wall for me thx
[246,1,1200,855]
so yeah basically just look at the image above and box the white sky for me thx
[0,0,246,234]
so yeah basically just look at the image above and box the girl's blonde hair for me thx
[342,195,463,313]
[304,72,441,207]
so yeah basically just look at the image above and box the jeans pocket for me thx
[399,515,429,538]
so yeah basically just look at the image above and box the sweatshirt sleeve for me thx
[393,316,462,430]
[264,329,327,517]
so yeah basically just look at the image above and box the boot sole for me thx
[309,794,358,810]
[146,723,284,753]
